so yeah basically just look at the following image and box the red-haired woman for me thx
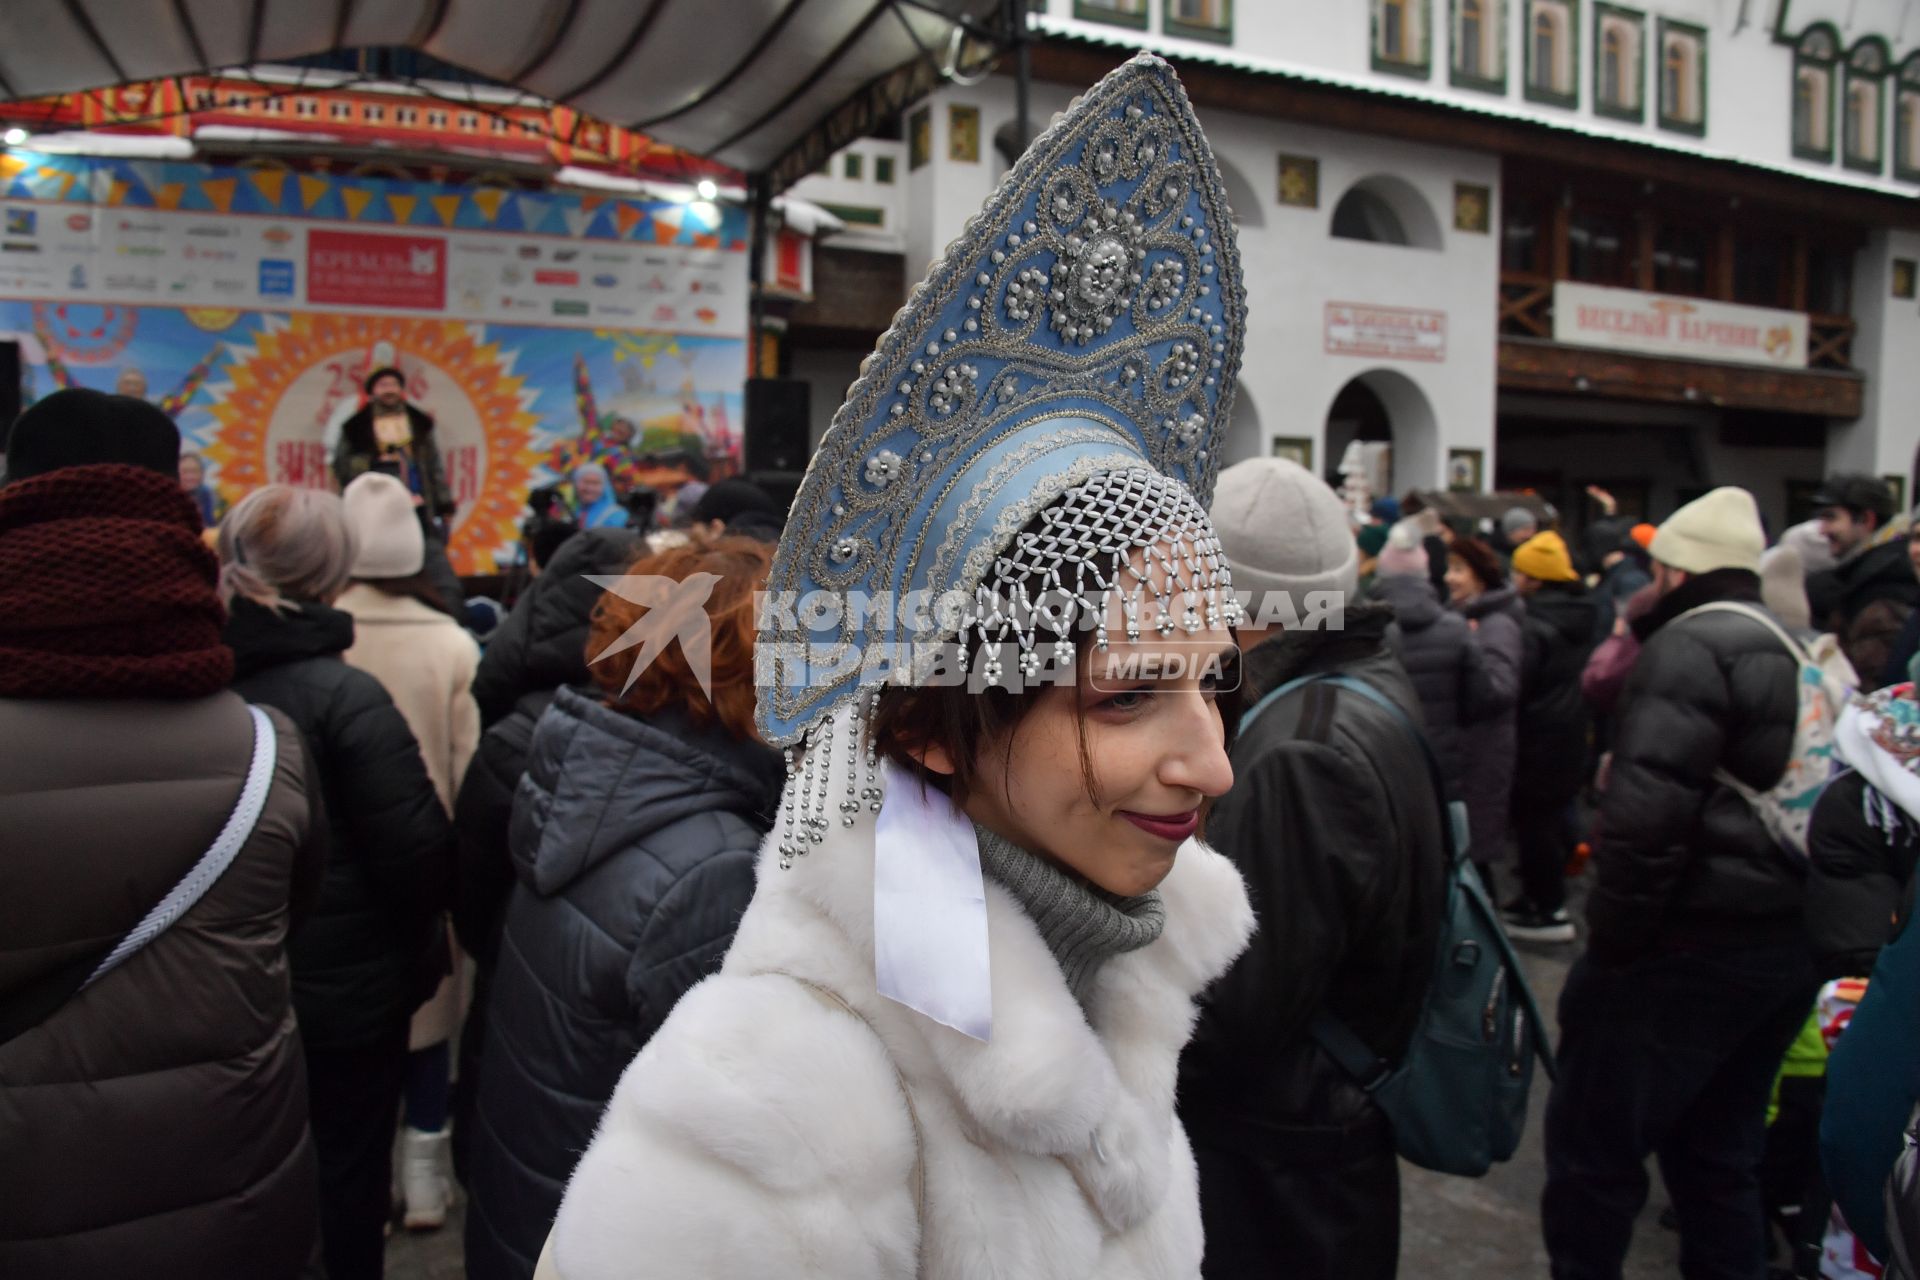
[462,536,784,1280]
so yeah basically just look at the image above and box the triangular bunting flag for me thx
[614,203,646,237]
[342,188,374,220]
[387,194,417,225]
[299,175,330,210]
[561,203,592,238]
[514,194,552,233]
[154,182,187,211]
[87,169,116,202]
[0,154,29,183]
[202,178,236,213]
[249,170,288,206]
[107,180,130,206]
[431,194,463,226]
[470,188,508,223]
[580,195,605,214]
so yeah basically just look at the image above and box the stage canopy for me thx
[0,0,1010,189]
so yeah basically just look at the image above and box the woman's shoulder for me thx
[554,971,920,1273]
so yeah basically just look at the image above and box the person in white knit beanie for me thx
[1543,482,1820,1278]
[337,471,479,1232]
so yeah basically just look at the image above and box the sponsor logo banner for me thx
[308,230,446,310]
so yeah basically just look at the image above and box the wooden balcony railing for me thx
[1497,271,1554,339]
[1497,271,1856,372]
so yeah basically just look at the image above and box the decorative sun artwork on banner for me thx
[203,313,545,573]
[0,153,751,576]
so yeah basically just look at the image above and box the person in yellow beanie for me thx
[1543,485,1821,1278]
[1511,529,1580,586]
[1503,529,1596,943]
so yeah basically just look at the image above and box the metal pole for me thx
[1008,0,1030,153]
[747,172,772,381]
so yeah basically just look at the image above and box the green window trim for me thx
[1592,3,1646,124]
[1372,0,1434,80]
[1790,25,1840,163]
[1449,0,1508,93]
[1523,0,1581,109]
[1842,38,1891,175]
[1073,0,1149,30]
[1894,59,1920,181]
[843,153,864,180]
[817,202,886,228]
[874,155,896,185]
[1164,0,1232,44]
[1656,18,1708,137]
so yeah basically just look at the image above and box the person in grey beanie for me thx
[1500,505,1539,553]
[1179,458,1449,1280]
[1370,521,1495,801]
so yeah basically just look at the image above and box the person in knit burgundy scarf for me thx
[0,388,326,1280]
[0,387,233,699]
[0,462,234,698]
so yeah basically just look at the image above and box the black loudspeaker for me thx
[744,377,810,473]
[0,341,19,434]
[747,469,805,518]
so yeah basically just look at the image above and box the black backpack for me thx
[1240,673,1556,1176]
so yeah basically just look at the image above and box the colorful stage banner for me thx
[0,153,750,574]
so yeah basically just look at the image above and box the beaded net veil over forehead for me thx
[755,53,1246,869]
[969,468,1236,685]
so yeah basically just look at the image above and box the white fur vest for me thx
[547,726,1254,1279]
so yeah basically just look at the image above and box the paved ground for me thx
[387,893,1682,1278]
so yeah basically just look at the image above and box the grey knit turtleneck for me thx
[974,823,1166,1009]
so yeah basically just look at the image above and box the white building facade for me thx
[784,0,1920,530]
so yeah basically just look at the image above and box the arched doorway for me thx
[1329,175,1443,248]
[1323,370,1440,497]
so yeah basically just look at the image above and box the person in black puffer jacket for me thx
[1505,530,1597,942]
[469,526,643,731]
[1444,536,1525,890]
[1542,488,1820,1280]
[1181,459,1448,1280]
[219,486,454,1280]
[454,527,643,962]
[1808,682,1920,978]
[464,537,782,1280]
[449,527,642,1186]
[1370,521,1495,801]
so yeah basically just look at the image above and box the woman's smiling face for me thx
[922,619,1238,898]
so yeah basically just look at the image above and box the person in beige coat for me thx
[339,472,480,1231]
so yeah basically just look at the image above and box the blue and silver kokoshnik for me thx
[756,53,1247,870]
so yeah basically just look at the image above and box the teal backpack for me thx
[1240,672,1557,1177]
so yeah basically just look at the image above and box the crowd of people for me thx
[2,51,1917,1280]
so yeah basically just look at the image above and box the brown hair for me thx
[587,535,770,741]
[1448,536,1507,593]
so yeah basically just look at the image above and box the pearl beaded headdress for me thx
[758,53,1245,751]
[753,55,1245,1034]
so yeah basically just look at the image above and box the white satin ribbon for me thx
[873,759,993,1041]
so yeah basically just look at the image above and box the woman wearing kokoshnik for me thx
[541,54,1252,1280]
